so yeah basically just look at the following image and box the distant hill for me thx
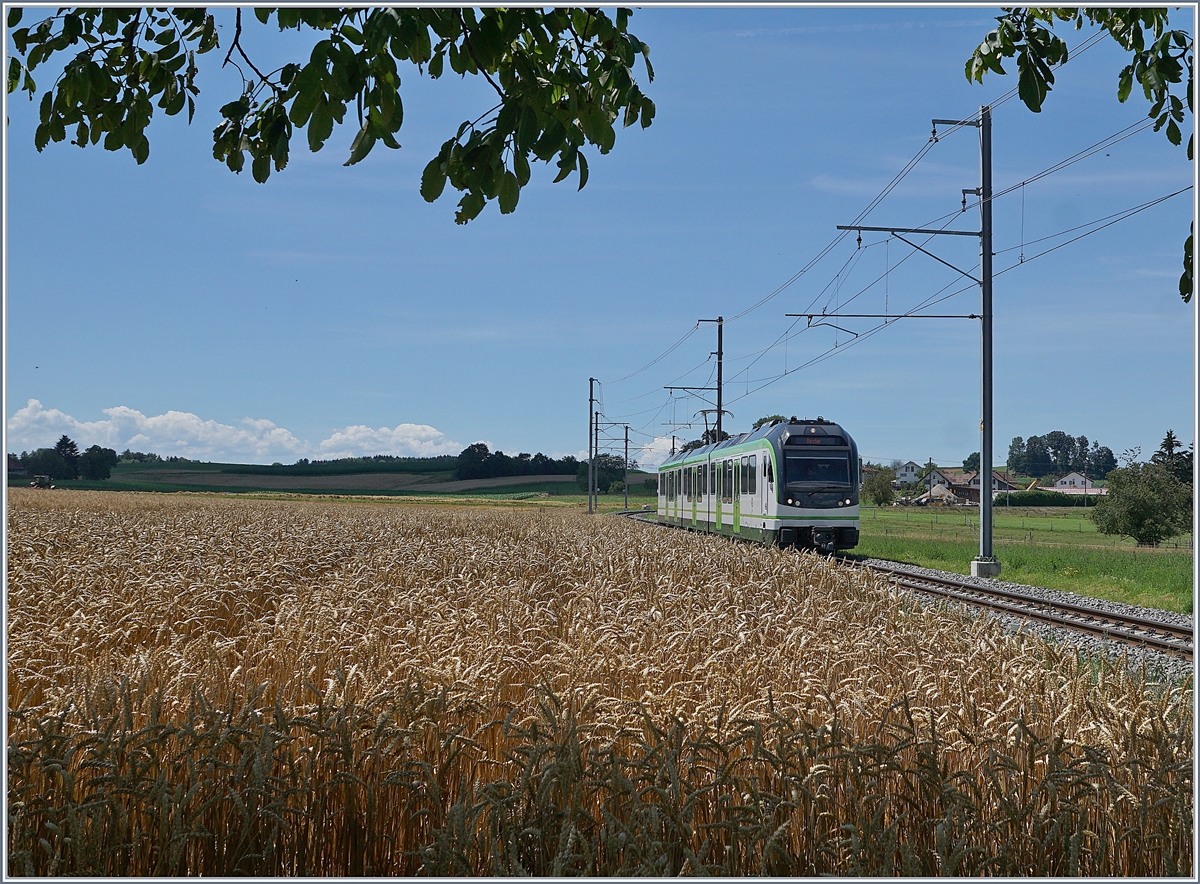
[222,455,458,477]
[70,462,576,496]
[7,449,653,498]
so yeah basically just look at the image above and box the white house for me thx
[895,461,923,485]
[1053,471,1094,490]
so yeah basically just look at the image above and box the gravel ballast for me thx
[852,556,1194,683]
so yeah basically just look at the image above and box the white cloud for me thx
[636,436,675,469]
[5,399,463,464]
[316,423,463,459]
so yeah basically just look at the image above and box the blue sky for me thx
[4,5,1195,469]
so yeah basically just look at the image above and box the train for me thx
[656,416,860,552]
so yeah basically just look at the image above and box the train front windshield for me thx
[784,453,851,487]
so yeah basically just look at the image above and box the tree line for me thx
[1006,432,1116,479]
[456,444,578,480]
[8,439,586,483]
[11,435,120,480]
[228,455,458,476]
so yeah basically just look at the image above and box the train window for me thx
[784,453,851,487]
[748,455,757,494]
[722,461,732,503]
[740,457,748,495]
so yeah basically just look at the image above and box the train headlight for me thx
[786,498,793,505]
[845,498,851,505]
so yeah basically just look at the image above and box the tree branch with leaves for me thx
[966,8,1193,301]
[7,7,655,224]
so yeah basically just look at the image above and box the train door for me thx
[763,453,775,515]
[747,454,762,516]
[733,457,742,534]
[715,461,723,530]
[703,458,711,527]
[708,460,716,529]
[690,465,698,527]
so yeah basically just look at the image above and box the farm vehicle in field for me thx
[29,475,55,489]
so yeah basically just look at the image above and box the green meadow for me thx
[856,506,1193,613]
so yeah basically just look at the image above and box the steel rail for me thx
[847,559,1193,660]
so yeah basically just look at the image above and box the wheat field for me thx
[6,489,1192,875]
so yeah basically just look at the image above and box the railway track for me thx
[614,511,1194,660]
[844,558,1194,661]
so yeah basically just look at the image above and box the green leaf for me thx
[1166,118,1181,146]
[219,99,250,121]
[497,169,519,213]
[132,133,149,164]
[623,98,639,128]
[7,57,20,94]
[308,103,334,151]
[513,150,530,186]
[252,154,271,183]
[516,103,539,150]
[289,86,320,127]
[1017,60,1045,112]
[639,95,655,128]
[454,190,485,224]
[164,88,185,115]
[448,42,466,75]
[344,124,376,165]
[595,120,616,154]
[420,156,447,201]
[576,151,588,190]
[1117,67,1133,103]
[7,7,21,27]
